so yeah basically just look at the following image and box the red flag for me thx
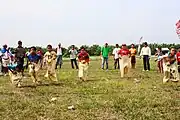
[176,20,180,29]
[176,20,180,39]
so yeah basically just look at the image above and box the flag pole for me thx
[138,36,143,56]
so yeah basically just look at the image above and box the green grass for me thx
[0,58,180,120]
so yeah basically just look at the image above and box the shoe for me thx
[146,70,149,71]
[143,70,145,71]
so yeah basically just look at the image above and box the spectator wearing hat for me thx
[101,43,110,70]
[140,42,151,71]
[56,43,63,69]
[129,44,137,69]
[118,44,131,77]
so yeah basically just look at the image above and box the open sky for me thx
[0,0,179,48]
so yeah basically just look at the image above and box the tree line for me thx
[5,43,180,57]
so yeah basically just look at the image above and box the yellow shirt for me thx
[129,48,137,56]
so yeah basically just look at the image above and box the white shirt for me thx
[112,48,120,59]
[57,47,62,55]
[140,46,151,57]
[69,49,78,59]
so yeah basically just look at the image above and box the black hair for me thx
[47,44,52,49]
[144,42,148,46]
[31,46,36,51]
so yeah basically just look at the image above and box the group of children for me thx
[1,41,180,87]
[155,47,180,83]
[0,41,90,87]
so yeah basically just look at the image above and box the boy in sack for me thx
[77,47,90,81]
[26,46,41,84]
[163,47,179,83]
[118,44,131,78]
[44,45,57,81]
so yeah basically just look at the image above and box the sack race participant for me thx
[129,44,137,69]
[7,55,23,87]
[118,44,131,78]
[1,45,12,75]
[44,45,57,81]
[14,41,26,76]
[27,47,41,83]
[77,47,90,81]
[163,48,179,83]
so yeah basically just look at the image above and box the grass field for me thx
[0,58,180,120]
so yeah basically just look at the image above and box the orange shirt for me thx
[129,48,137,56]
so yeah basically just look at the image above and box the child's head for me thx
[122,44,127,49]
[158,47,162,52]
[115,44,119,48]
[131,44,135,48]
[47,45,52,52]
[170,47,176,55]
[80,47,86,54]
[30,46,36,54]
[178,47,180,52]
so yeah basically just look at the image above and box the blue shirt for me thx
[27,54,40,63]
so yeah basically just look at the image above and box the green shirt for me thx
[101,46,110,57]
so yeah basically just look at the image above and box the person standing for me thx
[112,44,120,69]
[14,41,26,76]
[56,43,63,69]
[155,47,163,73]
[140,42,151,71]
[101,43,110,70]
[129,44,137,69]
[77,47,90,81]
[69,45,78,69]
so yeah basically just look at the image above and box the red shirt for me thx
[78,52,90,63]
[118,49,130,56]
[176,52,180,62]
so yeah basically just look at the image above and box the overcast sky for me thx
[0,0,179,48]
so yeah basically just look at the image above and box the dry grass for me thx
[0,58,180,120]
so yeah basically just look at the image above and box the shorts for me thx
[16,58,24,70]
